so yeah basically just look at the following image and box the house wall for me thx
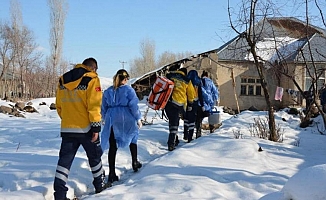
[186,57,272,111]
[278,64,304,108]
[183,53,219,83]
[215,61,269,111]
[185,56,285,111]
[134,51,313,112]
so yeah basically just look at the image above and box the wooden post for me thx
[231,69,240,113]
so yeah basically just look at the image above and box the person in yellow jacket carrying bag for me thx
[54,58,107,200]
[165,66,196,151]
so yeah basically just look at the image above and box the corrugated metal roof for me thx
[131,17,326,88]
[296,33,326,62]
[217,17,326,63]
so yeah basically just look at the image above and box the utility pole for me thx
[119,60,127,69]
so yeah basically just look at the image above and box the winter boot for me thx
[130,143,142,172]
[95,171,110,193]
[175,135,179,146]
[132,161,142,172]
[188,129,194,143]
[108,173,119,184]
[167,133,177,151]
[209,124,215,133]
[183,132,188,141]
[183,124,188,140]
[196,125,202,138]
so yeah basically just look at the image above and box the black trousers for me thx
[165,101,184,146]
[108,127,138,176]
[184,101,198,140]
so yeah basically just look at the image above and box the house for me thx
[131,17,326,112]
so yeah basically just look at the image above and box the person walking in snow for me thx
[101,69,142,185]
[197,70,219,136]
[319,84,326,113]
[54,58,106,200]
[165,67,196,151]
[183,70,204,143]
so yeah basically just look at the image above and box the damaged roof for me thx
[132,17,326,88]
[216,17,326,63]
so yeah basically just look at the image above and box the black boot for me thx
[183,132,188,140]
[130,143,142,172]
[96,171,111,193]
[188,129,194,143]
[196,125,202,139]
[209,124,215,133]
[108,135,118,184]
[183,124,188,140]
[132,161,142,172]
[108,173,119,183]
[168,133,177,151]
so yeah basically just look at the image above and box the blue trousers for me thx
[53,135,105,200]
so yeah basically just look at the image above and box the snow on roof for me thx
[245,36,306,64]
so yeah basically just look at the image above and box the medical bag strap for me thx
[148,87,168,105]
[161,109,169,121]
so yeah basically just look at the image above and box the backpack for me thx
[147,76,174,110]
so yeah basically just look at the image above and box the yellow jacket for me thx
[56,64,102,136]
[166,70,196,110]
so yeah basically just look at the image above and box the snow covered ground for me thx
[0,78,326,200]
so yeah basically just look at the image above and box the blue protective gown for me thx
[201,77,219,112]
[100,85,141,150]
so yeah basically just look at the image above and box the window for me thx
[240,77,262,96]
[305,64,326,91]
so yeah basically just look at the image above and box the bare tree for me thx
[290,0,326,129]
[0,21,16,99]
[228,0,278,141]
[140,38,156,74]
[129,57,144,78]
[156,51,193,68]
[47,0,68,96]
[156,51,177,68]
[129,38,156,77]
[228,0,326,136]
[9,0,42,99]
[129,38,194,78]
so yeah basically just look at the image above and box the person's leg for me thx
[196,116,203,138]
[54,137,80,200]
[183,117,189,140]
[108,127,118,183]
[195,106,203,139]
[81,135,106,193]
[129,142,142,172]
[187,106,197,142]
[209,124,215,133]
[165,102,180,151]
